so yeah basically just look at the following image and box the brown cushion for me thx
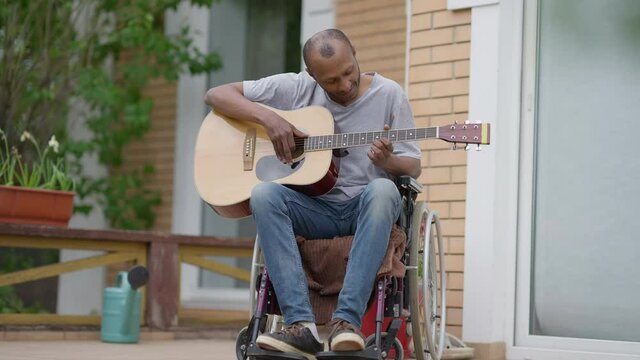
[295,224,406,324]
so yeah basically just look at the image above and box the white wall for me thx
[57,114,108,315]
[164,3,210,307]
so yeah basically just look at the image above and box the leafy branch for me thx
[1,0,222,229]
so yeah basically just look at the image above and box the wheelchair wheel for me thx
[236,326,250,360]
[364,333,404,360]
[249,236,265,315]
[408,202,447,360]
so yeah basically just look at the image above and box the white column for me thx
[460,0,525,345]
[459,2,502,343]
[165,3,210,305]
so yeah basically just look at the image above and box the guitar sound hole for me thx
[291,145,305,163]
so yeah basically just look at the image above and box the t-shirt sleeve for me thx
[243,73,310,110]
[389,85,422,160]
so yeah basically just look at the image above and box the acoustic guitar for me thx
[194,104,490,218]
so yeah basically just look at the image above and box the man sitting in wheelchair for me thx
[205,28,422,359]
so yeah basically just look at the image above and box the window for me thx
[182,0,302,310]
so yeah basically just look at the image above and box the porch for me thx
[0,223,253,330]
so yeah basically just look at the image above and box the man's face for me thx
[307,40,361,106]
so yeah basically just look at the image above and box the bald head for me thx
[302,29,354,69]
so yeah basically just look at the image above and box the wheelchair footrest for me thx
[246,346,309,360]
[316,347,380,360]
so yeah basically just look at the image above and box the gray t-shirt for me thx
[243,72,421,202]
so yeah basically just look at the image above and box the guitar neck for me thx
[303,127,438,151]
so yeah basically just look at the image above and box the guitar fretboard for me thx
[303,127,437,151]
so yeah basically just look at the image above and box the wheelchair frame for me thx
[236,176,446,360]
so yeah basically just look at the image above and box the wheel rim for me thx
[422,214,438,359]
[409,203,428,360]
[422,211,447,360]
[409,203,446,360]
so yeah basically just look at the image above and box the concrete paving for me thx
[0,339,237,360]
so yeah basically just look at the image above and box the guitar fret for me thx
[303,127,440,152]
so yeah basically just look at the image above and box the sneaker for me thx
[256,323,324,359]
[327,319,365,351]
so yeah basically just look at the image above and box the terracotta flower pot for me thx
[0,185,75,227]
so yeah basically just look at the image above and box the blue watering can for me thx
[101,266,149,343]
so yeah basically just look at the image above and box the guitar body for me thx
[194,105,338,218]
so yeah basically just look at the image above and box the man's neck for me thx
[355,73,374,100]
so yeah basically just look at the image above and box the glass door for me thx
[516,0,640,356]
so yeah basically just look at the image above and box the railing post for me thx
[146,242,179,329]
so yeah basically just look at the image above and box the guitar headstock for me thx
[438,121,490,150]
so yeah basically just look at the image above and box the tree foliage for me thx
[0,0,221,229]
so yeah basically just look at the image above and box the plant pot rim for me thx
[0,184,76,196]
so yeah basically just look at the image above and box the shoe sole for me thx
[256,336,318,360]
[330,333,365,351]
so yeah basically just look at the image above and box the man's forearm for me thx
[204,83,273,127]
[382,155,422,179]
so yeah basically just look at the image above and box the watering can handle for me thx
[120,266,148,335]
[116,271,131,289]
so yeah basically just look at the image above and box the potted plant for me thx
[0,129,75,227]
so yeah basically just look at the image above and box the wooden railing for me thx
[0,223,253,329]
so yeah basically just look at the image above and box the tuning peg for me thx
[464,143,470,151]
[452,143,457,150]
[476,144,482,151]
[465,120,470,124]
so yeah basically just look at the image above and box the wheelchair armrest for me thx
[396,175,422,195]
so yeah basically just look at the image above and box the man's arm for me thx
[368,125,422,178]
[378,154,422,179]
[204,83,306,164]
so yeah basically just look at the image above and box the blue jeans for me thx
[250,178,401,328]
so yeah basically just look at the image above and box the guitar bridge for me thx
[243,128,256,171]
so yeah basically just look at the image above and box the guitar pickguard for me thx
[255,155,306,182]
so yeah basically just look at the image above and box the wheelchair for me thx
[235,176,447,360]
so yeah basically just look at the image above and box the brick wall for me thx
[118,77,177,233]
[409,0,471,338]
[335,0,471,339]
[336,0,407,86]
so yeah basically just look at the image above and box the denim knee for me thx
[359,178,401,218]
[250,182,286,213]
[362,178,400,202]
